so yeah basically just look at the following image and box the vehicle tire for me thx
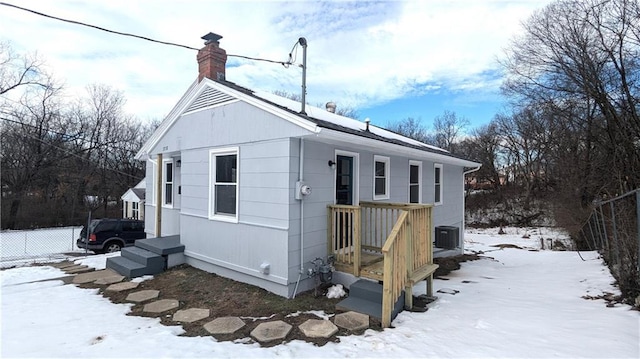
[104,242,122,253]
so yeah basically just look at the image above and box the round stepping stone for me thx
[105,281,139,292]
[299,319,338,338]
[204,317,245,335]
[173,308,210,323]
[334,311,369,331]
[250,320,292,343]
[143,299,179,313]
[126,290,160,303]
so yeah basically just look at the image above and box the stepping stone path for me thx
[204,317,246,335]
[63,265,94,274]
[143,299,179,313]
[299,319,338,338]
[334,311,369,331]
[173,308,210,323]
[105,281,140,292]
[126,290,160,303]
[250,320,292,343]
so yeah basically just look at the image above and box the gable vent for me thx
[185,87,235,113]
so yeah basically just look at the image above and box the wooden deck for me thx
[327,202,438,327]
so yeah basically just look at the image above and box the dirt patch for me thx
[434,254,482,277]
[77,255,477,346]
[88,265,382,346]
[491,244,523,249]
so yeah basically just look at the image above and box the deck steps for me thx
[106,235,184,278]
[336,279,405,322]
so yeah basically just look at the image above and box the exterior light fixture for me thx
[328,160,336,169]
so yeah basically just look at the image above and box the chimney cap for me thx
[201,32,223,45]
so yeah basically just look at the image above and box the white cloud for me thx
[0,0,551,120]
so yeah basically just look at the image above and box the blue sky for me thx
[0,0,552,131]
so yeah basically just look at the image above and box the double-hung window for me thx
[210,148,239,221]
[373,155,390,200]
[132,202,139,219]
[163,160,173,207]
[409,160,422,203]
[434,163,443,205]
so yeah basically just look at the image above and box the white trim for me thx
[162,159,174,208]
[334,150,360,206]
[409,160,423,204]
[373,155,390,200]
[434,163,443,206]
[316,128,481,168]
[209,147,240,223]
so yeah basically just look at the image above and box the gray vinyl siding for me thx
[150,101,310,155]
[287,140,466,294]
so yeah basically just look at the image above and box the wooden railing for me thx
[381,210,409,328]
[327,202,435,327]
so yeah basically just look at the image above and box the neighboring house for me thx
[121,179,145,220]
[135,33,481,301]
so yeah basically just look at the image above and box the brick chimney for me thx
[197,32,227,82]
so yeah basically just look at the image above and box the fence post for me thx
[609,201,620,273]
[598,204,611,264]
[24,231,28,254]
[636,190,640,273]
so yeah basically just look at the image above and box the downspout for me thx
[292,138,305,298]
[155,153,163,238]
[461,166,481,250]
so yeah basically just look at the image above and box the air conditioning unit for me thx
[435,226,459,249]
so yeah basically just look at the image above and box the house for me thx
[133,33,481,326]
[121,179,145,220]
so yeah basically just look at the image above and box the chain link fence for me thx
[0,226,86,267]
[578,188,639,304]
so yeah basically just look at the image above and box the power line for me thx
[0,2,299,66]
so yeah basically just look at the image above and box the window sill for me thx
[373,195,390,201]
[208,214,239,223]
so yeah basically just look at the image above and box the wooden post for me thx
[327,206,333,256]
[353,207,361,277]
[382,251,393,328]
[405,218,413,310]
[155,153,163,237]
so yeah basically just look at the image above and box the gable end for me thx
[184,86,236,114]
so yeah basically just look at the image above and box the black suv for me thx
[77,219,146,253]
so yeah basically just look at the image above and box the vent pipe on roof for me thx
[299,37,308,115]
[365,117,371,131]
[325,102,336,113]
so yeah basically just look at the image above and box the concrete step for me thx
[121,246,165,272]
[336,296,383,320]
[349,279,383,302]
[136,235,184,255]
[106,256,164,278]
[336,279,405,322]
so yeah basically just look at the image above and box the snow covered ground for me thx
[2,228,638,358]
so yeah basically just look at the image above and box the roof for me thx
[136,77,481,168]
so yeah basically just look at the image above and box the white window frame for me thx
[434,163,443,205]
[209,147,239,223]
[409,160,422,204]
[162,159,174,208]
[373,155,390,200]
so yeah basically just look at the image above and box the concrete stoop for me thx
[336,279,405,322]
[106,235,185,278]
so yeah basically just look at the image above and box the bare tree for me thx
[501,0,640,197]
[385,117,431,143]
[432,110,469,153]
[0,41,49,96]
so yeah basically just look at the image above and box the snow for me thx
[253,90,447,152]
[2,228,638,358]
